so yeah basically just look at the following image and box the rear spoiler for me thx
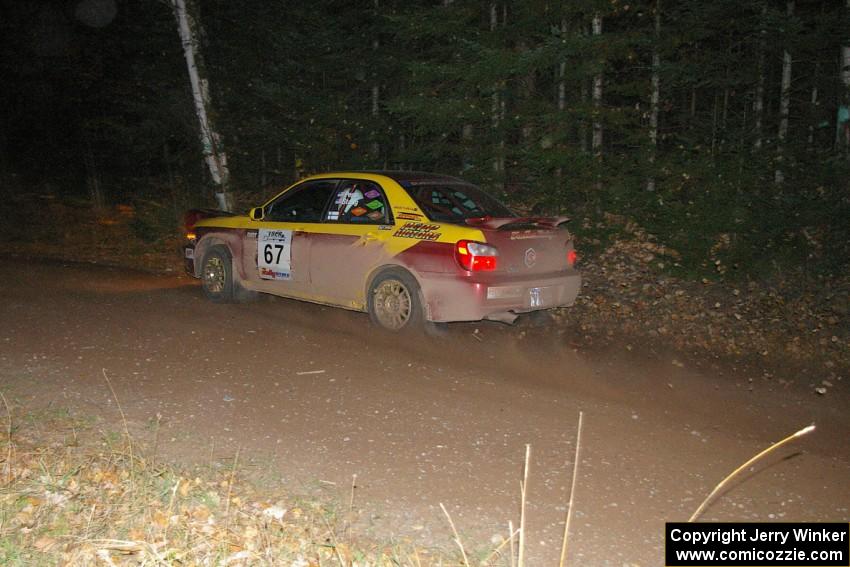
[464,216,570,230]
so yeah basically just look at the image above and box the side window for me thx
[265,180,338,223]
[325,180,392,224]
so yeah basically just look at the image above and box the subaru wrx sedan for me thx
[184,171,580,332]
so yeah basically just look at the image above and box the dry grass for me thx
[0,384,816,566]
[558,412,583,567]
[688,423,816,522]
[0,387,591,566]
[437,416,585,567]
[0,394,459,567]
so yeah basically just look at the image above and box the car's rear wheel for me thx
[201,245,235,303]
[367,269,425,332]
[200,245,256,303]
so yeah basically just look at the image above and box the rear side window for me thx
[405,184,515,223]
[325,180,391,224]
[265,180,338,222]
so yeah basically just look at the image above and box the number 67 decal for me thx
[263,243,286,264]
[258,229,293,280]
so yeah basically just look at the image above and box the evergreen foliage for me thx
[0,0,847,280]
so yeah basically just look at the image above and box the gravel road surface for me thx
[1,258,847,564]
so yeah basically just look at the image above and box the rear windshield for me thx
[404,183,515,223]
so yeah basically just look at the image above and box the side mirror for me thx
[249,207,265,221]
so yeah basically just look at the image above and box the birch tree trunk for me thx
[753,3,767,150]
[171,0,233,211]
[591,13,603,154]
[647,0,661,192]
[775,0,794,184]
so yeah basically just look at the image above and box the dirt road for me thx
[1,257,847,565]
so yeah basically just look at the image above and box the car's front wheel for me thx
[367,269,425,332]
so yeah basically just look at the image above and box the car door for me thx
[308,179,395,308]
[242,179,338,297]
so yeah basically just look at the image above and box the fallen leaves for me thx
[0,413,440,567]
[564,228,849,382]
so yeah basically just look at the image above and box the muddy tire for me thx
[367,269,425,333]
[200,245,256,303]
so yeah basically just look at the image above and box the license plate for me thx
[529,287,542,308]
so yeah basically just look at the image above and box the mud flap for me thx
[484,311,519,324]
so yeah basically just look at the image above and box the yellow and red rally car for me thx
[183,171,581,332]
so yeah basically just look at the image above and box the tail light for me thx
[455,240,499,271]
[183,210,204,241]
[567,249,578,267]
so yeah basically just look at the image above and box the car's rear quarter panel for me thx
[192,225,251,280]
[389,221,580,322]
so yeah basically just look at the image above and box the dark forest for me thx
[2,0,849,280]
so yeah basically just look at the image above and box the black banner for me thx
[666,523,849,566]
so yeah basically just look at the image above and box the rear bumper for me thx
[183,244,197,277]
[417,269,581,323]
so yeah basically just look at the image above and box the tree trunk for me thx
[777,5,793,143]
[838,0,850,149]
[490,2,505,183]
[775,0,794,184]
[843,0,850,92]
[647,0,661,191]
[462,124,474,171]
[556,18,566,181]
[84,147,105,212]
[519,39,535,142]
[370,72,380,159]
[370,0,381,159]
[171,0,233,211]
[398,133,406,170]
[558,19,567,112]
[260,150,267,190]
[449,0,471,171]
[580,75,588,153]
[722,45,730,130]
[754,3,767,150]
[808,64,819,148]
[711,93,719,156]
[164,143,175,188]
[591,13,603,154]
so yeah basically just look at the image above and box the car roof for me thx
[318,170,471,187]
